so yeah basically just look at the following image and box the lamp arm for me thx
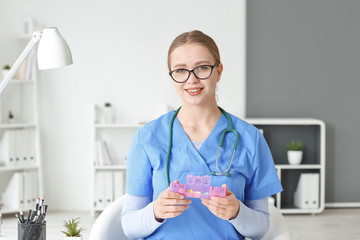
[0,31,42,98]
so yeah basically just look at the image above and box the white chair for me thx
[261,203,292,240]
[89,195,292,240]
[89,195,128,240]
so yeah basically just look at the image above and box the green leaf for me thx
[61,217,85,237]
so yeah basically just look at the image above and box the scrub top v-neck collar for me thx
[172,113,227,171]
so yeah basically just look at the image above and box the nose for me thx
[187,70,200,83]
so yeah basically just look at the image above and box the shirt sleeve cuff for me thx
[228,200,245,226]
[144,202,166,229]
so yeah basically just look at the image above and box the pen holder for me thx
[18,222,46,240]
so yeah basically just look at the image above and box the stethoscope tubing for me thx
[166,106,239,186]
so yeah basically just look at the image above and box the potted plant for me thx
[286,141,303,165]
[61,217,85,239]
[2,65,11,78]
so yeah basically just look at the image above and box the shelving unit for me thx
[246,118,325,214]
[0,37,43,214]
[90,105,144,217]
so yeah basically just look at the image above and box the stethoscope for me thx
[165,106,239,186]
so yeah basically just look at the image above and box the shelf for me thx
[0,123,37,129]
[94,165,127,170]
[0,165,39,172]
[94,123,145,128]
[246,118,325,126]
[275,164,322,170]
[9,79,35,83]
[279,207,324,214]
[1,207,20,214]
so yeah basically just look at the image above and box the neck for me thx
[177,103,222,130]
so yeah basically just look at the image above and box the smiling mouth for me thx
[187,89,201,93]
[185,88,203,96]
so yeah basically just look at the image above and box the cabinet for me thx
[246,118,325,214]
[0,37,43,214]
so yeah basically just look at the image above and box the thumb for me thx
[222,184,232,196]
[167,180,179,191]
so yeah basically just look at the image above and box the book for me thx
[96,140,112,166]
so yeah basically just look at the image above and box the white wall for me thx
[0,0,246,211]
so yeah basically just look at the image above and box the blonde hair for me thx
[167,30,221,70]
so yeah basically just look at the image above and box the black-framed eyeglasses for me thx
[169,64,218,83]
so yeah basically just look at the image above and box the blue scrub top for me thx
[126,111,283,240]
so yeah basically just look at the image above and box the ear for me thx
[216,63,223,82]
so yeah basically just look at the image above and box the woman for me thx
[122,30,282,239]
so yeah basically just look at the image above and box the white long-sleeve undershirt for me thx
[121,194,269,240]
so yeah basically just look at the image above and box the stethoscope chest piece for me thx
[211,171,231,177]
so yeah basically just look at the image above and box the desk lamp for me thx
[0,27,73,97]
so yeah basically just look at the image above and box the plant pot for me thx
[2,69,10,78]
[287,150,303,165]
[64,236,82,240]
[101,106,115,124]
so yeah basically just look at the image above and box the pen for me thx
[35,214,46,224]
[43,205,48,215]
[35,198,40,211]
[29,208,37,223]
[19,209,25,223]
[26,209,32,224]
[15,214,21,223]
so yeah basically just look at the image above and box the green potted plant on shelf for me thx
[61,217,85,239]
[2,65,11,78]
[286,140,303,165]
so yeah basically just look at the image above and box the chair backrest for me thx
[89,196,291,240]
[261,203,292,240]
[89,195,128,240]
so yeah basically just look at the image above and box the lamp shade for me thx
[37,27,73,70]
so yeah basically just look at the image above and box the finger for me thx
[157,203,190,219]
[164,204,190,212]
[160,210,187,219]
[166,180,179,190]
[161,198,192,206]
[162,190,186,199]
[208,196,232,205]
[222,184,232,196]
[202,201,229,219]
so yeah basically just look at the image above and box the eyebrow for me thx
[173,60,213,69]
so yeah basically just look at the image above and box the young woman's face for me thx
[169,43,223,107]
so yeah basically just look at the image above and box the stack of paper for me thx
[294,173,320,209]
[94,171,126,210]
[0,129,36,167]
[1,171,38,210]
[94,171,113,210]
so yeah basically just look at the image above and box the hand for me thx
[153,180,192,222]
[201,184,240,220]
